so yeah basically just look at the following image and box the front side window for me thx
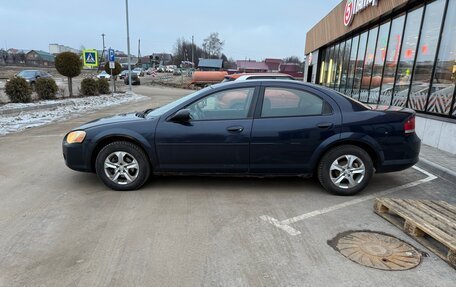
[187,88,255,120]
[261,88,329,117]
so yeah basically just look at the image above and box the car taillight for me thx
[404,116,415,135]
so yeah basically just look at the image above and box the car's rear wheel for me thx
[318,145,373,195]
[95,141,150,191]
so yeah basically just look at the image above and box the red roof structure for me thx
[236,60,268,73]
[264,58,283,72]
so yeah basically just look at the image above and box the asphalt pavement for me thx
[0,85,455,287]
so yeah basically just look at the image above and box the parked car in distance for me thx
[13,70,52,87]
[132,68,144,77]
[119,70,128,79]
[222,73,295,82]
[124,72,140,85]
[145,68,155,75]
[173,68,182,76]
[62,80,420,195]
[97,71,111,79]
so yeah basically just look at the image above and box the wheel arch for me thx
[311,135,384,173]
[90,135,153,172]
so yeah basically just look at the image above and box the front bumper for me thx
[62,139,93,172]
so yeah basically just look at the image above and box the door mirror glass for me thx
[170,109,191,122]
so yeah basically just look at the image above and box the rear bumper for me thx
[376,134,421,173]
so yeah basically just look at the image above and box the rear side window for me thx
[261,88,331,117]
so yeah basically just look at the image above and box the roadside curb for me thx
[0,102,69,116]
[417,157,456,184]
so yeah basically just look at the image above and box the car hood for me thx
[76,112,146,130]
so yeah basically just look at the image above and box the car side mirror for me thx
[170,109,191,122]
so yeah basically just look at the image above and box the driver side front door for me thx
[155,86,258,173]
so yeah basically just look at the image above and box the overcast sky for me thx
[0,0,340,60]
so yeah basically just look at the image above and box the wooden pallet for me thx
[374,198,456,269]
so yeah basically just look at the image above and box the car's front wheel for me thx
[95,141,150,191]
[317,145,373,195]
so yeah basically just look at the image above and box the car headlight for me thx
[66,131,86,143]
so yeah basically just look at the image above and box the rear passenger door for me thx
[250,84,341,174]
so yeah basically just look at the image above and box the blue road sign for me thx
[108,49,115,62]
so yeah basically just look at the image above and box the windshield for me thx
[146,87,211,118]
[17,71,36,78]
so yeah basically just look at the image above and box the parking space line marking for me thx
[260,166,437,236]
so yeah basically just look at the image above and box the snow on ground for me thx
[0,93,147,136]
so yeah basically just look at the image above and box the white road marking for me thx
[260,165,437,236]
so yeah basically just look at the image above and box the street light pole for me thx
[125,0,132,92]
[101,33,106,70]
[191,35,194,67]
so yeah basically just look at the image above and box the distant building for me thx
[236,60,268,73]
[49,43,79,55]
[264,58,283,72]
[279,63,304,79]
[25,50,55,67]
[198,58,223,71]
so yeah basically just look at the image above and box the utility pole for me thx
[137,38,141,65]
[100,33,106,70]
[191,35,194,67]
[125,0,132,92]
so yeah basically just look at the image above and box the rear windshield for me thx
[336,91,372,110]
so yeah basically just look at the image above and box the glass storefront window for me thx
[345,35,360,96]
[319,48,328,85]
[369,21,391,104]
[339,38,352,92]
[392,7,424,107]
[408,0,446,112]
[330,43,340,88]
[352,31,369,100]
[335,41,346,90]
[326,45,335,86]
[359,27,379,102]
[379,15,405,105]
[427,0,456,116]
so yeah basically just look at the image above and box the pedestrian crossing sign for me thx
[83,50,98,67]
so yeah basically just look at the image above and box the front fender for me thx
[87,128,157,168]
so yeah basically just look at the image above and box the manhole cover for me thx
[331,231,421,270]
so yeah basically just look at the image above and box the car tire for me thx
[317,145,373,196]
[95,141,150,191]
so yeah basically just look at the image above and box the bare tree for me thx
[202,32,224,59]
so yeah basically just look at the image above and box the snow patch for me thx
[0,93,147,136]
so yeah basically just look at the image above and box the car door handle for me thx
[226,126,244,133]
[317,122,334,129]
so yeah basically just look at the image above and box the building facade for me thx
[304,0,456,153]
[49,43,79,55]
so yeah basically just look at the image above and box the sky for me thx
[0,0,341,61]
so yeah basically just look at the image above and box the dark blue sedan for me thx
[62,80,420,195]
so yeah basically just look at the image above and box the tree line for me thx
[172,32,302,70]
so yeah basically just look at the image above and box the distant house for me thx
[198,58,223,71]
[236,60,268,73]
[265,58,283,72]
[25,50,55,67]
[280,63,304,79]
